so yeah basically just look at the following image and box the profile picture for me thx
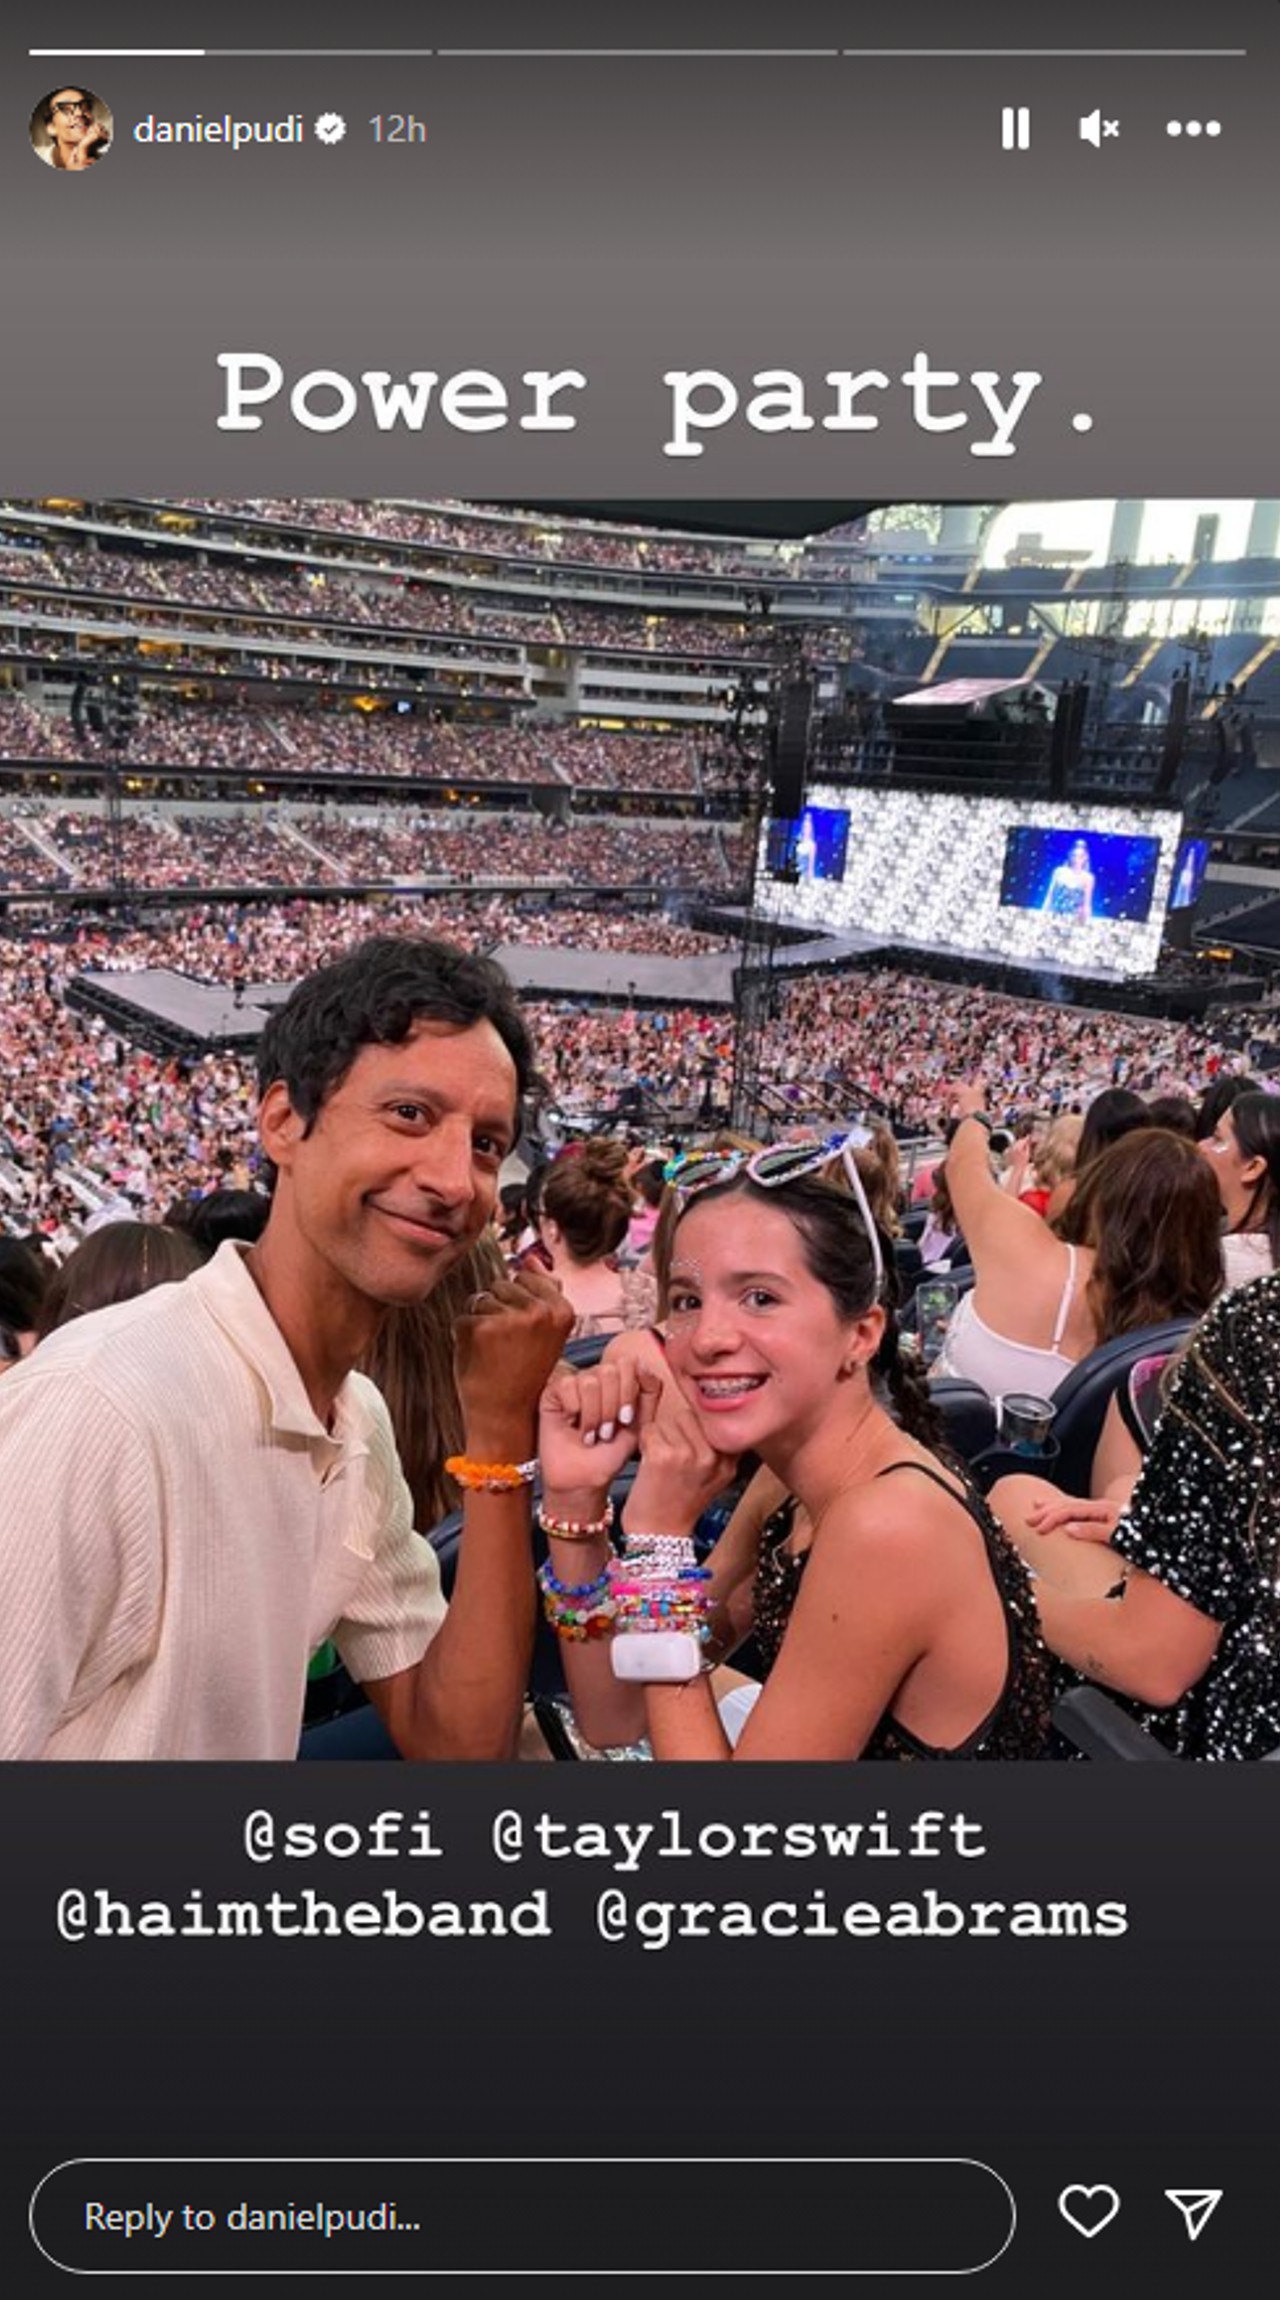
[30,85,113,171]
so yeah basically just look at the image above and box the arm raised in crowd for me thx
[942,1087,1064,1274]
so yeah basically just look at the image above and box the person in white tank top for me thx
[933,1244,1081,1397]
[932,1091,1225,1405]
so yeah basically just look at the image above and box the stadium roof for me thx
[524,502,901,539]
[896,675,1047,708]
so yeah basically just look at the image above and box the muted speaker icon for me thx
[1080,109,1102,145]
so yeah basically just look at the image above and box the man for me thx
[0,936,572,1759]
[36,88,110,170]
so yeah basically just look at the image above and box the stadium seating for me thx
[1045,1319,1198,1496]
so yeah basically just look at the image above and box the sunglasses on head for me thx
[663,1127,885,1292]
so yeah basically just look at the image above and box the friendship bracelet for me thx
[536,1499,616,1543]
[609,1547,712,1676]
[611,1585,711,1620]
[542,1601,616,1641]
[619,1533,699,1572]
[445,1454,539,1492]
[536,1558,617,1640]
[610,1586,706,1609]
[612,1605,711,1637]
[539,1587,616,1639]
[538,1561,613,1603]
[612,1572,709,1593]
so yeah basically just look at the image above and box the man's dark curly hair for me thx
[255,935,536,1133]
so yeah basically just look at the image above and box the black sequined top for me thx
[1111,1270,1280,1760]
[750,1461,1057,1759]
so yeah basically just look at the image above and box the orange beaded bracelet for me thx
[444,1454,539,1492]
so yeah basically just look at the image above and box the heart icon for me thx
[1058,2185,1121,2239]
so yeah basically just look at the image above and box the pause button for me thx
[1001,105,1031,150]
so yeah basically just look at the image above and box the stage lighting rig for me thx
[70,670,143,899]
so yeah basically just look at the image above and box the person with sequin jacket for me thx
[1012,1271,1280,1760]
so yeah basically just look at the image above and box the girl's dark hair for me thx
[634,1157,667,1212]
[1075,1088,1153,1177]
[37,1222,205,1339]
[360,1234,506,1528]
[929,1168,956,1230]
[1058,1129,1225,1339]
[541,1139,633,1263]
[1145,1094,1197,1139]
[168,1188,271,1255]
[509,1156,551,1239]
[1194,1073,1260,1142]
[673,1171,948,1456]
[1225,1090,1280,1260]
[0,1236,51,1334]
[496,1181,529,1241]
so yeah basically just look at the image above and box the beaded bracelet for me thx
[606,1591,707,1628]
[539,1590,617,1641]
[536,1558,616,1640]
[540,1560,613,1602]
[537,1498,616,1543]
[611,1595,711,1634]
[619,1532,699,1574]
[445,1454,539,1492]
[607,1538,711,1682]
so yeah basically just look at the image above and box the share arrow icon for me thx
[1164,2189,1223,2242]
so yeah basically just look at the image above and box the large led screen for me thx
[998,826,1162,925]
[765,805,850,883]
[753,788,1183,978]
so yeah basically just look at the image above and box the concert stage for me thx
[65,970,277,1056]
[63,930,1262,1066]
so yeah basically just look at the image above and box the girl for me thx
[537,1134,1056,1760]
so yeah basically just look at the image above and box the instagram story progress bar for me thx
[28,45,1251,58]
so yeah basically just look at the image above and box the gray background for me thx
[3,0,1275,494]
[3,11,1279,2284]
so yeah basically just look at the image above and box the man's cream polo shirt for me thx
[0,1240,445,1758]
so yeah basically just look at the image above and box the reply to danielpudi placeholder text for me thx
[51,1804,1128,1948]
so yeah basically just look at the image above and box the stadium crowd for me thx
[0,538,563,643]
[167,497,775,576]
[0,807,743,891]
[760,968,1232,1134]
[75,894,731,978]
[0,544,792,664]
[0,893,1262,1252]
[0,916,1275,1768]
[0,694,707,792]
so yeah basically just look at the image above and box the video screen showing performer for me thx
[999,825,1161,925]
[766,805,850,884]
[1169,836,1209,911]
